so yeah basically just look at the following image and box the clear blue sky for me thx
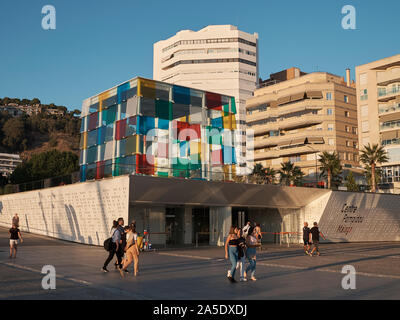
[0,0,399,111]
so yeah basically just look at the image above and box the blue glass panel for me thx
[117,82,130,104]
[173,85,190,105]
[158,118,169,130]
[97,126,106,145]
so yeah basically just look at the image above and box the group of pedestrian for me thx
[102,218,140,277]
[224,221,261,283]
[302,222,326,256]
[9,213,23,259]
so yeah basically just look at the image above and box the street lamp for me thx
[305,143,319,188]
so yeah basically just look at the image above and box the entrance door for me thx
[165,207,184,245]
[192,207,209,245]
[232,208,248,229]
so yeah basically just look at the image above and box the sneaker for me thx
[228,276,236,283]
[124,269,130,273]
[308,252,313,257]
[250,277,257,281]
[227,270,231,278]
[240,277,247,282]
[101,267,109,273]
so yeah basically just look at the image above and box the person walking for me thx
[242,221,251,237]
[255,223,262,251]
[309,222,326,256]
[119,225,140,277]
[224,226,238,283]
[9,224,23,258]
[236,228,247,282]
[114,217,126,269]
[245,226,260,281]
[12,214,19,228]
[102,220,121,272]
[302,222,311,255]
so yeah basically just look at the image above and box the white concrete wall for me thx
[0,176,130,246]
[319,191,400,242]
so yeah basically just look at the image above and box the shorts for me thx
[312,241,319,250]
[10,239,18,247]
[303,240,310,245]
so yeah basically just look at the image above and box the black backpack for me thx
[103,229,117,251]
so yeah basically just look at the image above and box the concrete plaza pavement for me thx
[1,227,400,300]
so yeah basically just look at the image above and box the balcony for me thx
[253,150,280,161]
[380,120,400,132]
[278,114,323,130]
[379,103,400,122]
[378,87,400,102]
[382,138,400,147]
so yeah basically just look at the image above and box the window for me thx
[346,141,351,147]
[289,155,301,163]
[353,141,358,149]
[345,111,350,117]
[359,73,367,85]
[361,105,368,117]
[361,121,369,133]
[345,125,350,133]
[328,139,335,145]
[352,127,358,134]
[327,108,333,115]
[362,137,370,146]
[326,93,332,100]
[344,95,349,103]
[328,124,334,131]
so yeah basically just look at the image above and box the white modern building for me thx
[0,153,22,176]
[153,25,259,175]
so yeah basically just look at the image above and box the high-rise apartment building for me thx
[246,68,359,186]
[153,25,259,175]
[355,54,400,192]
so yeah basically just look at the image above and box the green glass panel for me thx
[155,99,172,120]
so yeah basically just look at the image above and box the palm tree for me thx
[360,144,389,193]
[279,161,304,186]
[265,167,277,184]
[249,163,267,184]
[364,164,383,192]
[319,151,342,189]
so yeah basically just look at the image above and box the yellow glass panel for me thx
[98,91,110,112]
[190,141,201,154]
[138,78,156,99]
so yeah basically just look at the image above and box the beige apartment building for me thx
[355,54,400,193]
[246,68,360,186]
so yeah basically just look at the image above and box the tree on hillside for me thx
[31,98,41,105]
[360,143,389,193]
[10,149,79,184]
[2,117,29,152]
